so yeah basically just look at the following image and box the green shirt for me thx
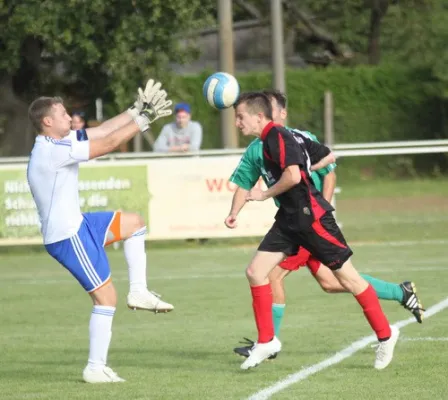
[229,128,336,206]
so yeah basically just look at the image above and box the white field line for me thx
[247,297,448,400]
[401,337,448,342]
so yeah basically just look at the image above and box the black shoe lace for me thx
[239,337,255,346]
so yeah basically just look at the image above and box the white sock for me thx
[124,226,148,293]
[87,306,115,370]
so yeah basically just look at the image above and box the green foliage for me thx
[0,0,215,105]
[283,0,448,88]
[149,64,446,178]
[159,65,444,149]
[298,0,369,54]
[1,0,446,165]
[380,1,448,96]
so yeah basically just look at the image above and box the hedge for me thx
[147,64,447,177]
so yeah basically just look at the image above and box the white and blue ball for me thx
[203,72,240,109]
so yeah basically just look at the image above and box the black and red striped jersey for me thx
[260,121,334,230]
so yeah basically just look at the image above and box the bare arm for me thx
[168,145,186,152]
[310,153,336,171]
[230,186,249,217]
[310,152,336,172]
[85,111,134,140]
[263,165,301,199]
[225,186,249,228]
[89,120,141,159]
[321,170,336,202]
[247,165,301,201]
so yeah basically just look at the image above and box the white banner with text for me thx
[145,156,276,240]
[0,156,277,245]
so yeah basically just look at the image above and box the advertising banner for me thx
[0,163,149,244]
[146,156,276,240]
[0,156,277,245]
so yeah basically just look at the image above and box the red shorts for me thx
[279,247,321,274]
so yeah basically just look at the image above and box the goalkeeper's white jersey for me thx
[27,130,90,244]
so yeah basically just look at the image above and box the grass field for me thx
[0,179,447,400]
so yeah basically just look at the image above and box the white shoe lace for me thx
[248,342,257,355]
[143,290,167,312]
[149,290,161,298]
[128,289,173,313]
[103,366,119,379]
[371,342,387,362]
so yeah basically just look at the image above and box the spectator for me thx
[71,111,88,130]
[153,103,202,152]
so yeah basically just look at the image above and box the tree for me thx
[367,0,389,64]
[0,0,214,155]
[282,0,446,68]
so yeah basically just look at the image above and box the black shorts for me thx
[258,212,353,270]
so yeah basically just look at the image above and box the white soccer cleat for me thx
[127,290,174,313]
[83,366,125,383]
[240,337,281,370]
[374,325,400,370]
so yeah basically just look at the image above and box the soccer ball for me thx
[203,72,240,110]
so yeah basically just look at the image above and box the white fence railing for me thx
[1,139,448,164]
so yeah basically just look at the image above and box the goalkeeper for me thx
[27,79,174,383]
[226,89,424,359]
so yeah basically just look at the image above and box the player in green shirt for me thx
[226,89,424,359]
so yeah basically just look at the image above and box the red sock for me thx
[251,284,274,343]
[355,285,391,340]
[307,257,321,276]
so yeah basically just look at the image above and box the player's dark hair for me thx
[28,96,64,133]
[233,91,273,120]
[262,89,287,109]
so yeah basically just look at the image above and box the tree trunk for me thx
[0,37,43,156]
[283,0,353,59]
[367,0,389,65]
[0,77,33,156]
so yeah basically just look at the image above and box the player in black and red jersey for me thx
[233,92,399,371]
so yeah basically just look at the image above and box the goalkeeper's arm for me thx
[85,112,134,140]
[88,103,171,159]
[85,78,165,140]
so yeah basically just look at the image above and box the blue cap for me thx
[174,103,191,114]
